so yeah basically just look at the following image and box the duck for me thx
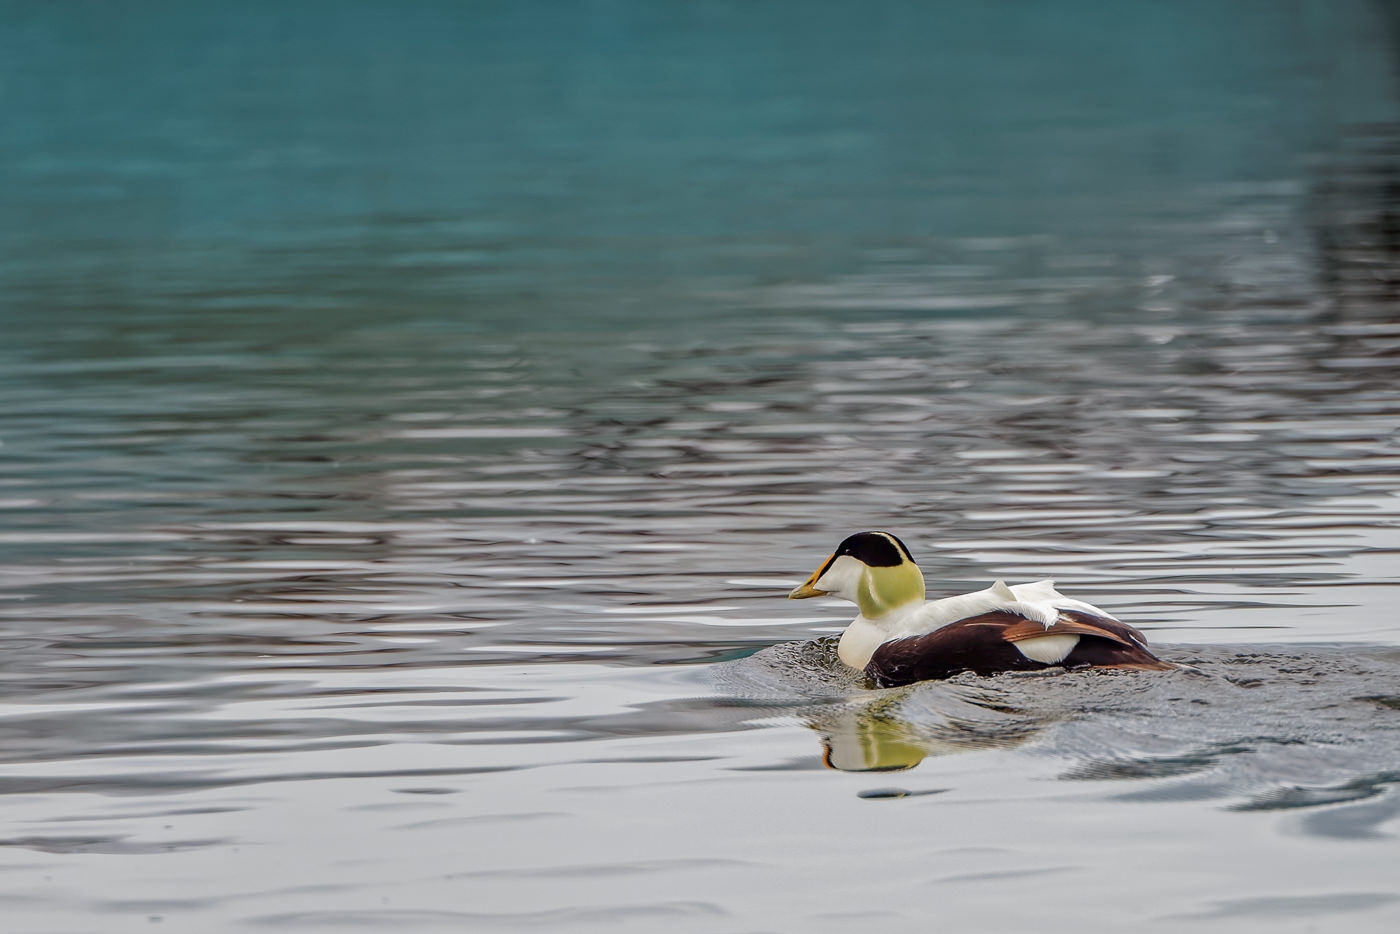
[788,531,1175,687]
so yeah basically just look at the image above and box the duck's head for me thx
[788,531,926,618]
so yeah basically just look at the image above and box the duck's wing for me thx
[867,611,1060,686]
[993,609,1152,650]
[1009,579,1119,621]
[866,610,1172,688]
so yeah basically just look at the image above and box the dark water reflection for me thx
[3,2,1400,932]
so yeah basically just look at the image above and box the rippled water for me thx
[3,2,1400,931]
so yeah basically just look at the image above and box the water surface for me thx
[2,2,1400,931]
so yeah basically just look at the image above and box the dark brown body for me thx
[864,610,1175,688]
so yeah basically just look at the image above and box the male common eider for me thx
[789,531,1175,687]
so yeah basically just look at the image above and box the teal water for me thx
[2,2,1400,931]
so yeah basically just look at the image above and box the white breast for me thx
[837,617,887,670]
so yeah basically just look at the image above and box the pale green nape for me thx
[855,562,926,618]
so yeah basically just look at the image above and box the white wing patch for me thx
[1012,633,1080,664]
[1010,579,1117,620]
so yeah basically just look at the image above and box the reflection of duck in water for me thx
[789,532,1175,688]
[812,687,1048,772]
[817,708,933,772]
